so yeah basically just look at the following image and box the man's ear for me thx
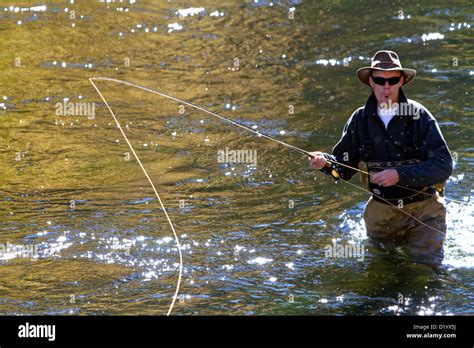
[368,75,374,88]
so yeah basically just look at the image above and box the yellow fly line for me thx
[89,78,183,316]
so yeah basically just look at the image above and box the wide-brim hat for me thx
[356,50,416,86]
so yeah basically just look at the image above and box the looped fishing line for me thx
[89,78,183,316]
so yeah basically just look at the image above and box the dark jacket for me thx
[320,88,453,199]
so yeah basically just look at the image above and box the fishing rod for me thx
[90,77,313,158]
[89,77,468,206]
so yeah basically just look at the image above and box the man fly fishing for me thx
[308,50,453,265]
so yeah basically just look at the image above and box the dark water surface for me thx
[0,1,472,315]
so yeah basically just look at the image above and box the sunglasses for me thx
[371,76,402,86]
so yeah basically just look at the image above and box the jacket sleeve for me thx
[319,110,361,181]
[396,110,453,187]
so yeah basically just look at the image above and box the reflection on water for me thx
[0,0,473,315]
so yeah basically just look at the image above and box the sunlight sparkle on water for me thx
[248,257,273,265]
[176,7,205,18]
[168,23,183,33]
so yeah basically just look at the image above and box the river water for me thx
[0,1,472,315]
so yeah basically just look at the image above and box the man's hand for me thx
[308,151,328,170]
[370,169,400,187]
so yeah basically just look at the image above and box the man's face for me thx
[369,70,404,105]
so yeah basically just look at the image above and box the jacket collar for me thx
[364,88,408,116]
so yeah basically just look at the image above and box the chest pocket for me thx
[359,114,420,161]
